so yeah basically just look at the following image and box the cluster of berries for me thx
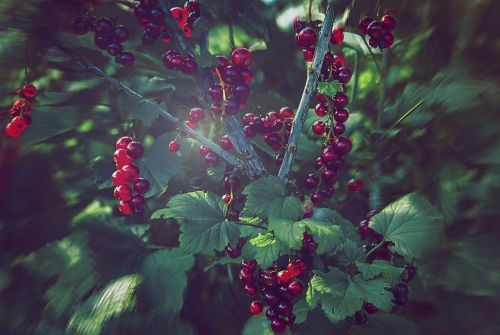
[240,233,318,334]
[356,210,395,263]
[242,107,295,165]
[73,15,135,66]
[111,137,150,216]
[358,14,397,49]
[208,48,253,116]
[162,50,198,74]
[133,0,200,44]
[4,84,37,138]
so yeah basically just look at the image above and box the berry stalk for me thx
[277,0,336,181]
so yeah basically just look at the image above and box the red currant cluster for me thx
[208,48,253,116]
[240,233,318,334]
[73,15,134,66]
[358,14,397,49]
[111,137,150,216]
[242,107,295,165]
[162,50,198,74]
[133,0,200,44]
[4,84,37,138]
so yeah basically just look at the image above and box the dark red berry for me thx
[303,47,314,62]
[231,47,252,68]
[21,84,37,98]
[241,259,258,272]
[271,318,286,333]
[334,137,352,155]
[240,68,253,84]
[315,103,328,117]
[311,191,325,204]
[330,26,344,45]
[111,170,127,186]
[381,32,395,49]
[116,52,135,66]
[276,270,292,285]
[94,17,114,37]
[130,195,145,209]
[334,109,349,123]
[359,16,374,34]
[244,284,257,296]
[114,185,132,201]
[114,25,129,42]
[204,152,219,166]
[277,300,293,316]
[285,313,296,326]
[114,149,132,168]
[333,92,349,109]
[118,200,133,215]
[266,307,279,321]
[382,15,397,31]
[126,142,144,159]
[367,21,386,39]
[220,135,233,151]
[296,27,317,48]
[401,265,417,282]
[168,140,180,153]
[364,302,378,314]
[171,7,188,26]
[304,174,319,189]
[322,170,338,184]
[312,120,325,135]
[293,16,306,33]
[249,301,263,315]
[287,280,303,296]
[121,164,140,182]
[337,67,352,84]
[348,179,364,193]
[279,107,294,119]
[133,178,150,195]
[287,259,306,277]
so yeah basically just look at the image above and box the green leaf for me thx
[140,133,182,197]
[355,260,405,286]
[153,191,240,255]
[242,315,273,335]
[321,274,392,321]
[242,232,286,269]
[299,219,343,254]
[206,164,226,182]
[293,298,310,325]
[369,193,444,258]
[343,32,381,55]
[268,218,303,250]
[242,176,303,220]
[306,268,347,309]
[67,275,142,335]
[317,81,342,97]
[126,99,163,127]
[139,249,194,313]
[23,105,77,146]
[312,208,360,242]
[203,256,241,271]
[336,239,366,266]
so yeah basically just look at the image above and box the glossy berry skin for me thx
[266,307,279,321]
[171,7,188,26]
[337,67,352,84]
[333,92,349,109]
[188,108,205,123]
[21,84,37,98]
[263,290,280,306]
[381,32,395,49]
[121,164,140,182]
[240,69,253,84]
[304,174,319,189]
[114,25,130,42]
[296,27,317,48]
[231,48,252,68]
[126,142,144,159]
[311,191,325,204]
[5,122,21,138]
[116,52,135,66]
[401,265,417,282]
[133,178,150,195]
[244,284,257,296]
[114,149,132,168]
[322,169,338,184]
[276,270,292,285]
[359,16,374,34]
[271,318,286,334]
[335,137,352,156]
[118,201,133,215]
[111,170,128,186]
[249,301,263,315]
[287,280,303,296]
[312,120,325,135]
[94,17,114,37]
[303,47,314,62]
[334,109,349,123]
[357,222,373,240]
[315,103,328,117]
[168,140,180,153]
[367,21,386,39]
[279,107,294,119]
[115,136,133,150]
[348,179,364,193]
[241,259,258,272]
[382,15,397,31]
[330,26,344,45]
[287,259,306,277]
[220,135,233,151]
[130,195,145,209]
[114,185,132,201]
[277,300,293,316]
[222,193,232,204]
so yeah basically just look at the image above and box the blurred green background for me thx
[1,0,499,334]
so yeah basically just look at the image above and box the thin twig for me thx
[361,36,382,76]
[54,43,243,168]
[277,1,336,181]
[388,98,425,130]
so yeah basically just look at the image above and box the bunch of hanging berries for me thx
[208,47,253,116]
[240,232,319,333]
[4,84,37,138]
[358,14,397,49]
[73,15,135,66]
[111,136,150,216]
[134,0,201,44]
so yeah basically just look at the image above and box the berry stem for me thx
[277,0,336,181]
[54,42,243,169]
[234,222,266,230]
[350,52,360,108]
[361,36,382,76]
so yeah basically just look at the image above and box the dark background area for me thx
[0,0,499,334]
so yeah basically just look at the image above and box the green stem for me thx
[235,222,266,230]
[388,98,425,130]
[362,36,382,76]
[350,51,360,109]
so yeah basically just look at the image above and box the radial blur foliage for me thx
[0,0,499,334]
